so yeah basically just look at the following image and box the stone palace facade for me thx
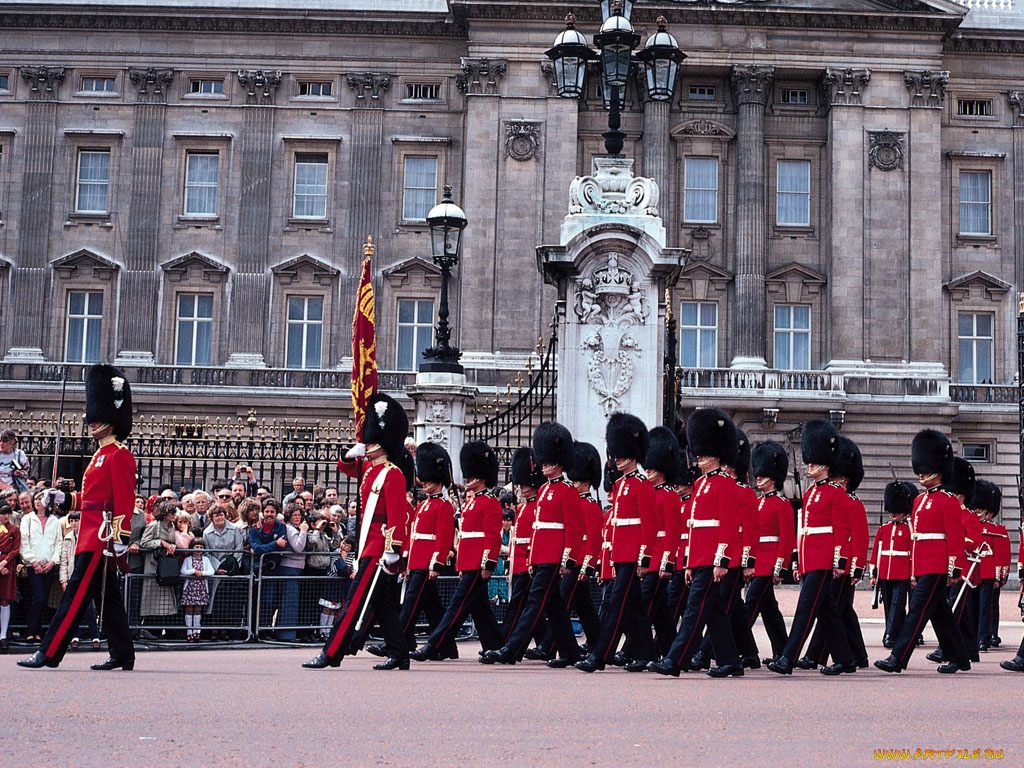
[0,0,1023,514]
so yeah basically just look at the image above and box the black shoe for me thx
[990,635,1001,648]
[409,647,433,662]
[373,656,410,671]
[937,660,970,674]
[978,642,989,653]
[91,656,134,671]
[767,657,793,675]
[740,655,761,670]
[648,658,680,678]
[916,635,925,646]
[874,656,902,674]
[302,652,340,669]
[624,659,649,673]
[609,651,630,667]
[820,662,857,676]
[999,655,1024,672]
[17,651,59,669]
[707,663,744,678]
[690,650,710,670]
[435,646,459,661]
[547,658,575,669]
[579,643,590,655]
[970,652,980,663]
[926,649,943,663]
[856,658,870,669]
[365,643,388,658]
[794,656,817,670]
[574,654,606,673]
[883,638,894,649]
[480,648,515,665]
[761,656,777,667]
[524,646,552,662]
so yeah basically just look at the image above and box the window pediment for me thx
[51,249,119,280]
[765,262,826,304]
[943,269,1011,302]
[272,253,339,286]
[161,251,229,283]
[678,260,733,301]
[671,119,735,140]
[383,256,442,289]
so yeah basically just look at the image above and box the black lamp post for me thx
[421,185,468,374]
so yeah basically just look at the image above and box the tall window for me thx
[679,302,717,368]
[396,299,434,371]
[774,305,810,370]
[184,152,219,216]
[959,171,991,236]
[175,294,213,366]
[683,158,718,224]
[286,297,323,369]
[76,150,110,213]
[293,154,328,219]
[958,312,993,384]
[402,156,437,221]
[66,291,103,363]
[777,160,811,226]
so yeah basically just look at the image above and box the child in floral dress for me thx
[180,537,215,642]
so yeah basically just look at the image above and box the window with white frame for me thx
[65,291,103,363]
[293,153,328,219]
[679,302,717,368]
[957,312,993,384]
[402,156,438,221]
[958,171,991,236]
[81,77,116,93]
[298,81,332,97]
[781,88,808,105]
[396,299,434,371]
[405,83,441,101]
[286,297,323,369]
[188,78,223,95]
[175,294,214,366]
[773,304,810,370]
[776,160,811,226]
[687,85,716,101]
[75,150,111,213]
[683,157,718,224]
[184,152,219,216]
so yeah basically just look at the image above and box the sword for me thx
[871,533,884,610]
[354,559,384,632]
[97,511,115,634]
[952,542,992,614]
[49,366,69,493]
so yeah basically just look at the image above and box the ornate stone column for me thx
[642,99,671,222]
[227,69,282,367]
[116,68,174,365]
[5,66,64,361]
[729,65,773,369]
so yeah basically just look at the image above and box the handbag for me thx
[218,554,240,576]
[155,553,182,586]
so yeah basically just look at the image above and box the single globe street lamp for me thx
[421,185,468,374]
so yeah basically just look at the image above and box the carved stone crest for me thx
[677,119,731,137]
[904,70,948,108]
[504,121,541,162]
[427,426,449,448]
[129,67,174,99]
[428,400,451,424]
[822,67,870,107]
[237,69,282,104]
[868,131,905,172]
[568,157,659,217]
[346,73,392,101]
[20,66,65,99]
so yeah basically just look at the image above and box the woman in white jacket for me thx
[20,489,62,642]
[180,537,216,642]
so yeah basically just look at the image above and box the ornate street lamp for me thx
[600,0,632,21]
[545,14,596,99]
[635,17,686,102]
[421,185,468,374]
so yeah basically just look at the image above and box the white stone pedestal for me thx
[406,370,478,484]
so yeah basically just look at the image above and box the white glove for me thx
[345,443,367,460]
[113,542,129,556]
[43,488,66,508]
[382,552,400,567]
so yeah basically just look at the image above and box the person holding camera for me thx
[231,465,258,502]
[0,430,30,494]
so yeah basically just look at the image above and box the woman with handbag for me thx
[139,501,180,634]
[202,504,244,640]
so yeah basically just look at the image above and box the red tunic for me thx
[652,485,681,573]
[608,471,658,567]
[599,506,614,581]
[909,488,964,578]
[869,522,912,581]
[529,478,583,567]
[456,492,502,572]
[406,495,455,572]
[846,493,870,578]
[510,498,537,576]
[676,494,691,567]
[956,505,985,583]
[752,492,796,579]
[988,523,1010,581]
[69,439,136,553]
[978,521,1009,581]
[685,470,741,569]
[579,494,603,575]
[0,522,20,601]
[340,460,409,560]
[797,480,851,573]
[734,482,759,569]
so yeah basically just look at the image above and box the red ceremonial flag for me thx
[352,237,378,441]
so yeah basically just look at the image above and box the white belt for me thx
[534,522,565,531]
[759,536,780,543]
[412,533,436,541]
[680,533,689,539]
[803,526,833,535]
[602,541,612,549]
[656,531,666,538]
[689,519,719,529]
[612,518,641,527]
[913,532,946,541]
[880,550,908,556]
[460,531,485,539]
[514,537,530,545]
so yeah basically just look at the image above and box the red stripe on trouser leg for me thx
[326,560,377,658]
[672,584,710,667]
[510,571,557,658]
[896,577,940,668]
[401,581,425,635]
[601,571,632,663]
[46,552,103,658]
[793,574,828,654]
[748,584,766,628]
[434,572,480,651]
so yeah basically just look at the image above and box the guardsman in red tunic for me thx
[651,408,743,678]
[304,393,412,670]
[483,422,582,666]
[743,440,794,664]
[505,448,544,652]
[20,364,136,671]
[971,480,1006,652]
[875,429,971,673]
[411,441,503,661]
[595,462,621,625]
[576,413,656,673]
[768,420,855,676]
[869,481,916,648]
[986,489,1010,649]
[666,451,694,629]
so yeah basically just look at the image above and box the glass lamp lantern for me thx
[545,14,596,98]
[426,185,467,268]
[594,2,640,88]
[600,0,632,21]
[636,17,686,101]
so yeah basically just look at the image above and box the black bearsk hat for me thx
[606,412,649,462]
[801,419,839,467]
[363,393,409,461]
[972,479,1001,515]
[397,447,416,492]
[884,481,918,517]
[686,408,737,465]
[533,422,575,471]
[751,441,788,490]
[945,457,976,506]
[416,442,452,485]
[85,364,133,440]
[603,460,622,495]
[460,440,499,488]
[511,447,545,489]
[645,427,680,484]
[733,429,751,485]
[568,441,602,490]
[831,437,864,492]
[911,429,953,481]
